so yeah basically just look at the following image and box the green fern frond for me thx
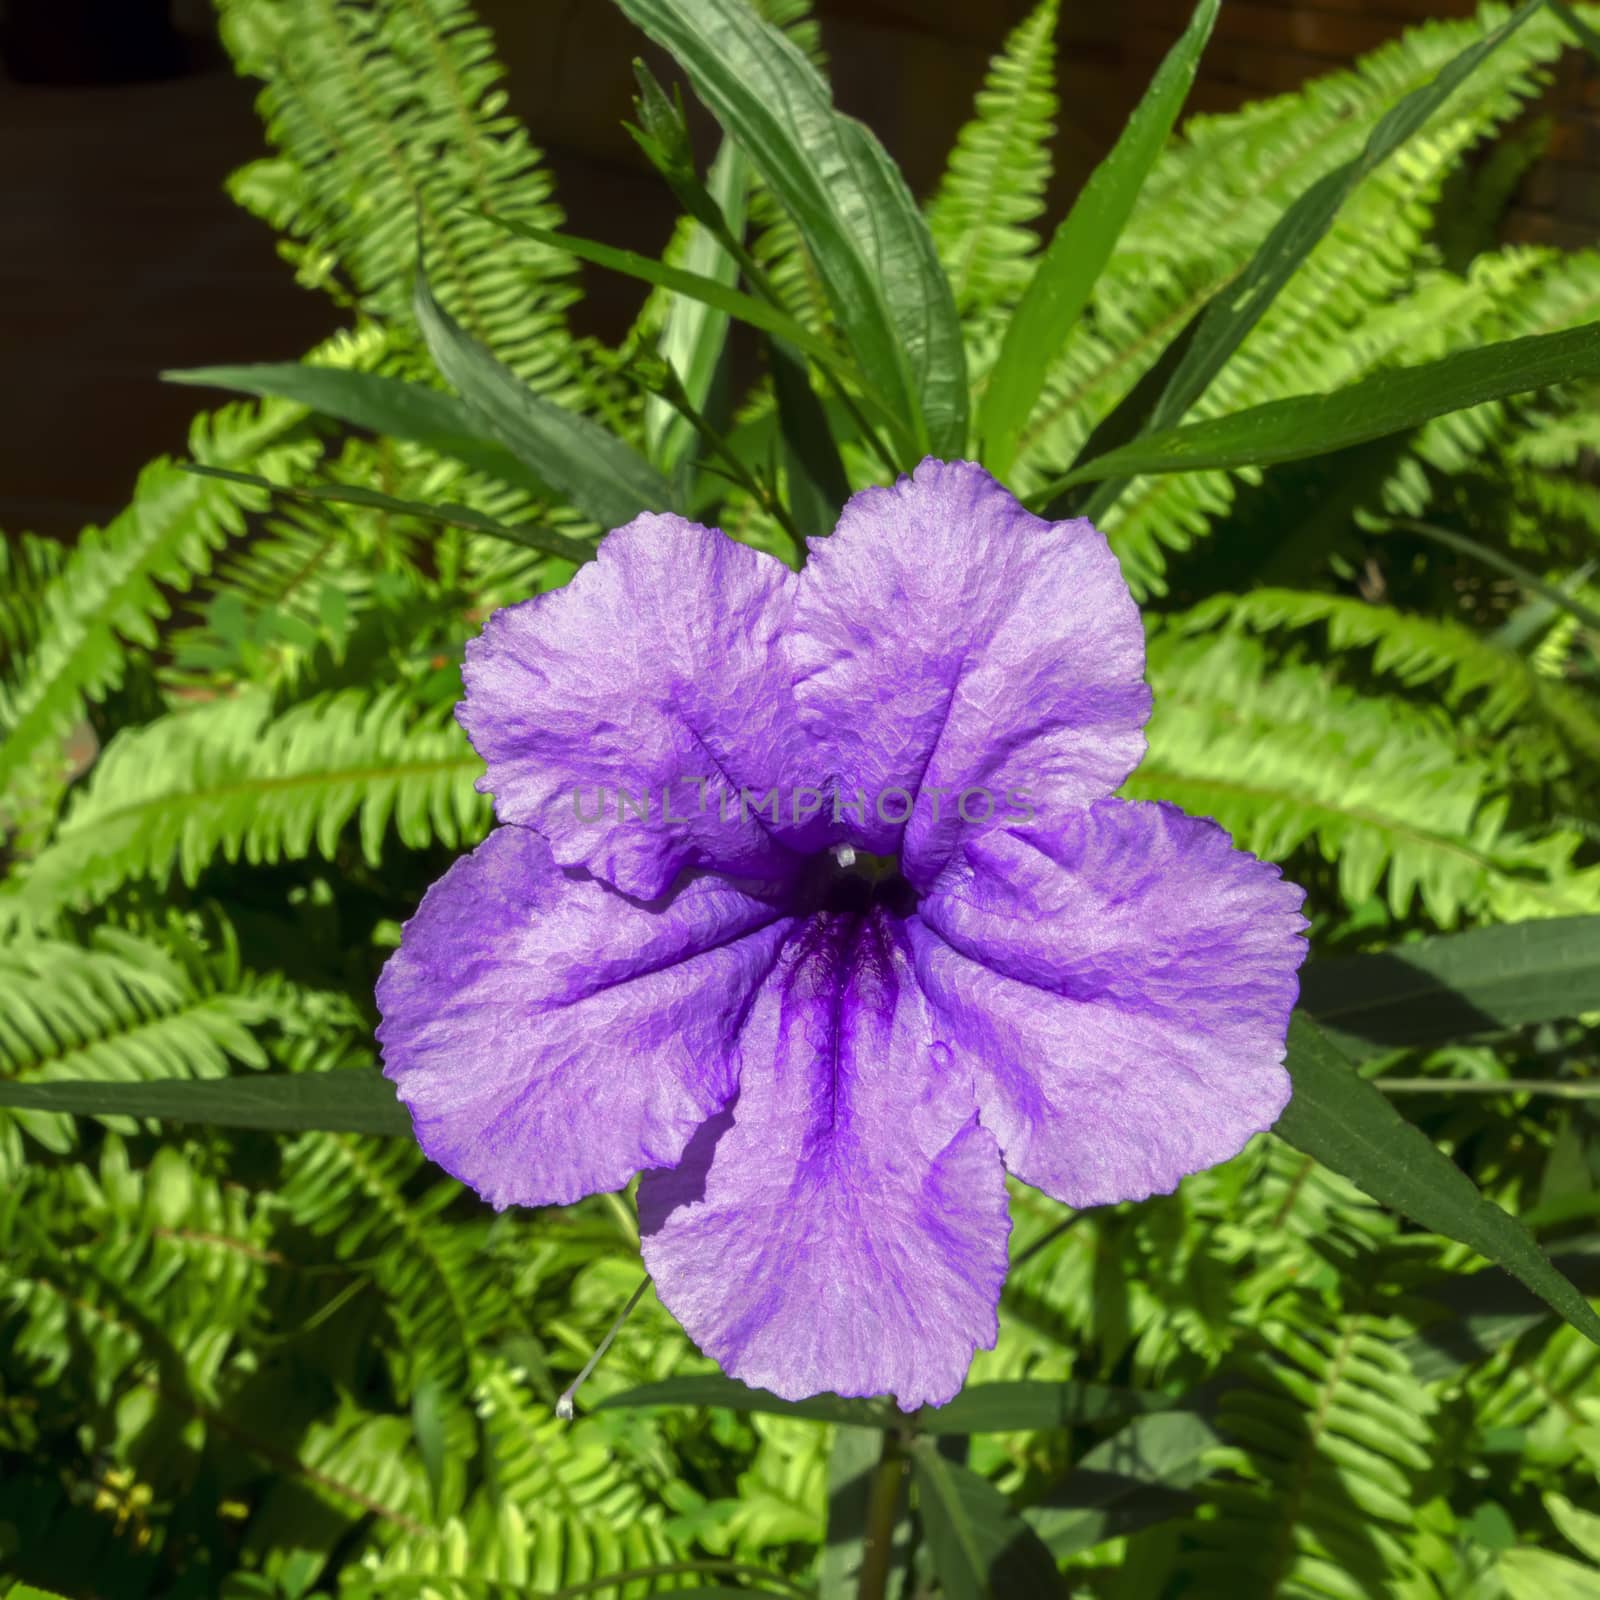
[0,529,65,666]
[1134,630,1600,926]
[1185,1304,1438,1598]
[1010,7,1577,591]
[280,1132,517,1409]
[1175,589,1600,767]
[5,688,488,929]
[0,401,317,825]
[217,0,577,391]
[0,919,271,1170]
[926,0,1058,314]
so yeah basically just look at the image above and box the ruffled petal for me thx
[375,826,796,1209]
[790,458,1150,887]
[639,892,1009,1410]
[459,514,817,900]
[911,800,1307,1208]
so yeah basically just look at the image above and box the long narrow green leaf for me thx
[490,214,899,440]
[980,0,1218,477]
[597,1374,893,1426]
[1276,1013,1600,1347]
[165,363,552,500]
[413,264,672,529]
[1146,0,1543,431]
[0,1071,410,1136]
[184,464,594,563]
[922,1380,1165,1435]
[1301,914,1600,1059]
[910,1441,1065,1600]
[1038,320,1600,492]
[614,0,964,459]
[646,138,749,472]
[769,337,851,540]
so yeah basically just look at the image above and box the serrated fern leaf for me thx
[1175,589,1600,767]
[1135,630,1600,925]
[926,0,1058,314]
[5,688,488,928]
[0,401,317,818]
[217,0,576,392]
[1185,1305,1437,1599]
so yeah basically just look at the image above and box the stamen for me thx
[830,843,858,868]
[555,1275,651,1420]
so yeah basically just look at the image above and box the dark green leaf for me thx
[981,0,1218,477]
[614,0,963,459]
[411,1375,449,1514]
[1551,0,1600,65]
[1022,1407,1219,1557]
[1276,1013,1600,1347]
[183,464,593,563]
[595,1374,895,1426]
[1043,320,1600,491]
[920,1380,1167,1435]
[413,264,672,528]
[165,361,554,500]
[910,1440,1065,1600]
[1147,0,1542,431]
[489,214,898,441]
[646,137,749,473]
[1401,1238,1600,1383]
[0,1070,409,1137]
[1300,915,1600,1059]
[769,337,851,541]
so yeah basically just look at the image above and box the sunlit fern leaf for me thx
[668,1409,829,1561]
[4,687,489,930]
[341,1366,689,1599]
[1184,1303,1439,1599]
[0,918,272,1170]
[1135,629,1600,926]
[0,401,318,833]
[240,1400,437,1572]
[0,1137,275,1407]
[0,530,64,667]
[1079,137,1520,595]
[216,0,577,392]
[1377,246,1600,530]
[1010,9,1565,463]
[1010,7,1579,593]
[1172,589,1600,769]
[1471,1321,1600,1472]
[926,0,1058,316]
[278,1132,521,1415]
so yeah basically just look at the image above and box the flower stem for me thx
[856,1413,915,1600]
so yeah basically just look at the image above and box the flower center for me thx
[815,843,912,916]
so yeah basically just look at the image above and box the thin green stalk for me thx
[1393,518,1600,635]
[857,1411,915,1600]
[704,208,905,478]
[1380,1077,1600,1097]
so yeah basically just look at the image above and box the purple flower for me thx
[376,459,1307,1409]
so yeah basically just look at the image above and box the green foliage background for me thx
[2,1,1600,1596]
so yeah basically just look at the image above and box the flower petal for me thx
[639,893,1009,1409]
[459,514,815,900]
[911,799,1307,1207]
[376,826,795,1209]
[791,458,1150,886]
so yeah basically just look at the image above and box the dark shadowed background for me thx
[2,0,1595,541]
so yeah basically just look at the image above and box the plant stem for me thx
[1379,1077,1600,1097]
[857,1413,914,1600]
